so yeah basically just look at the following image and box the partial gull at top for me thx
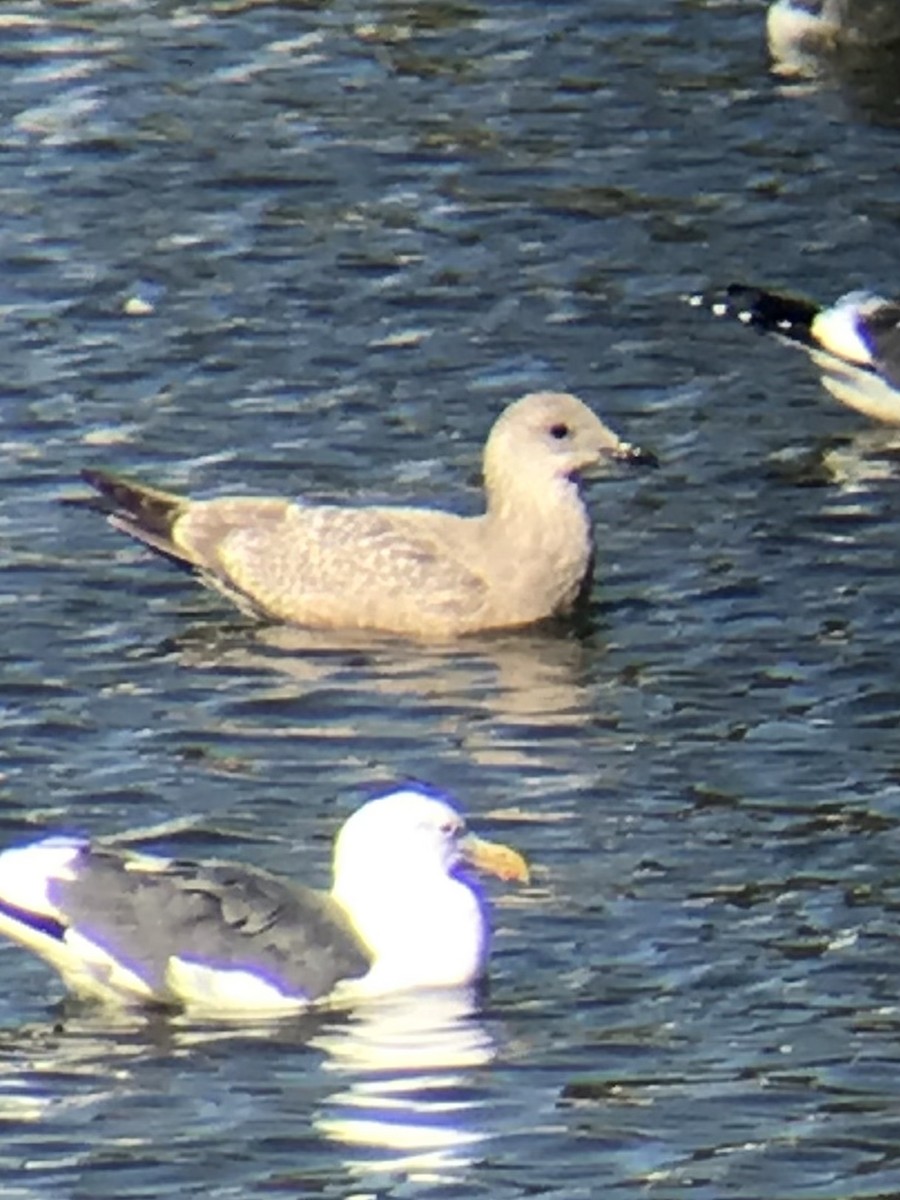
[767,0,843,66]
[768,0,900,68]
[82,391,656,639]
[0,787,529,1018]
[696,284,900,425]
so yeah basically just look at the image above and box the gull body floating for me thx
[81,391,655,639]
[0,788,529,1017]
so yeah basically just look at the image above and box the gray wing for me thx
[50,848,371,1003]
[182,503,491,629]
[861,302,900,389]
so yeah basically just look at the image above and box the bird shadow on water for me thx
[0,987,500,1191]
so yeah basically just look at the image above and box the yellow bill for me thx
[460,833,530,884]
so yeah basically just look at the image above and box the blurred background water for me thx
[3,0,900,1196]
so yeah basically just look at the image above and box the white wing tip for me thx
[0,835,85,918]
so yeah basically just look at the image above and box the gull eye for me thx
[549,423,571,440]
[440,820,461,837]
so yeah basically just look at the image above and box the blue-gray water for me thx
[3,1,900,1196]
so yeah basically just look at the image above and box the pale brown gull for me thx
[82,391,654,638]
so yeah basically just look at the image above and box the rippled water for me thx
[3,0,900,1196]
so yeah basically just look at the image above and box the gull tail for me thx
[81,468,190,564]
[0,837,79,958]
[0,837,158,1005]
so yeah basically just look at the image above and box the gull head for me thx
[329,787,528,991]
[332,787,529,895]
[328,782,528,988]
[484,391,656,494]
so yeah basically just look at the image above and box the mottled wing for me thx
[51,848,371,1005]
[181,503,490,629]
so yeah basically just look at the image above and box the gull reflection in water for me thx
[0,987,497,1191]
[167,618,606,775]
[310,988,495,1182]
[769,425,900,494]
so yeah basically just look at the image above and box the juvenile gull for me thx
[697,284,900,424]
[81,391,654,638]
[0,788,529,1016]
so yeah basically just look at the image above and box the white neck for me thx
[333,871,488,994]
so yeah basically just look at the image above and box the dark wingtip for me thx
[78,467,183,542]
[688,283,821,349]
[81,466,118,497]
